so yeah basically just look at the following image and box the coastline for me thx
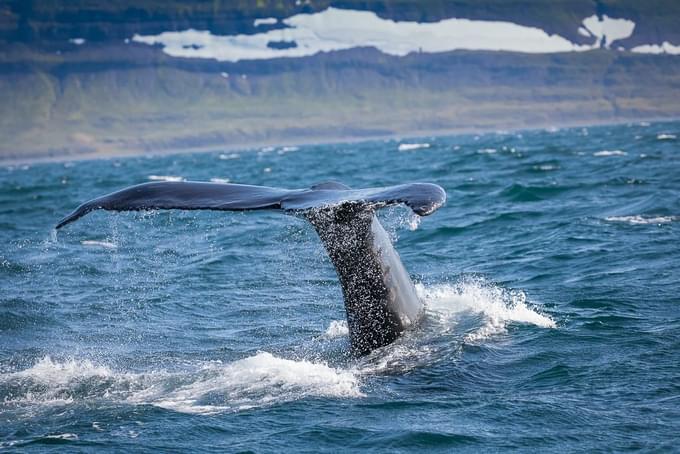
[2,116,677,167]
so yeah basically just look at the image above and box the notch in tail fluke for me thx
[56,181,446,229]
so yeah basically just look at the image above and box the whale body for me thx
[56,180,446,355]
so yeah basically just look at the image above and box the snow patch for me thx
[631,41,680,55]
[254,17,278,27]
[132,7,596,62]
[581,15,635,49]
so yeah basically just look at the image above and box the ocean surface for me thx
[1,121,679,452]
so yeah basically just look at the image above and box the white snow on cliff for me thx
[631,41,680,55]
[129,7,677,63]
[580,14,635,48]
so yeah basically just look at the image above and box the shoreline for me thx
[2,116,677,167]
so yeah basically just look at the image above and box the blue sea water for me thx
[1,121,679,452]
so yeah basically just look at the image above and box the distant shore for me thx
[2,116,676,167]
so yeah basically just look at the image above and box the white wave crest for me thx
[605,215,677,225]
[398,143,430,152]
[657,133,677,140]
[416,278,555,342]
[137,352,362,414]
[45,433,79,441]
[593,150,627,156]
[3,353,362,415]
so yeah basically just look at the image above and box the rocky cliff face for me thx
[1,1,679,160]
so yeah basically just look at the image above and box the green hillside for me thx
[1,1,679,161]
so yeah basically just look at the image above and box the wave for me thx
[657,134,677,140]
[398,143,430,152]
[500,183,569,202]
[593,150,627,156]
[605,215,677,225]
[2,280,554,415]
[1,353,362,416]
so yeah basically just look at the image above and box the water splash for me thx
[2,353,362,416]
[323,320,349,338]
[417,277,555,342]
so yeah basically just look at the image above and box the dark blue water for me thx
[1,121,679,452]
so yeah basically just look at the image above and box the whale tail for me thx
[56,180,445,229]
[56,180,446,355]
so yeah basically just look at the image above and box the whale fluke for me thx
[56,181,445,229]
[56,180,446,355]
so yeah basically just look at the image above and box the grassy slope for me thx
[1,45,679,160]
[1,1,679,160]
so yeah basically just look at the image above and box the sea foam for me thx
[398,143,430,152]
[417,278,555,342]
[3,353,362,415]
[605,215,677,225]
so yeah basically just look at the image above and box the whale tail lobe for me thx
[56,181,445,229]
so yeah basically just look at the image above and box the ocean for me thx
[1,121,679,451]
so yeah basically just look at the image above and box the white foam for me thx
[4,353,362,415]
[219,153,240,160]
[81,240,118,250]
[45,433,79,441]
[129,352,362,414]
[657,133,677,140]
[14,356,114,384]
[477,148,497,154]
[398,143,430,152]
[605,215,677,225]
[277,146,300,155]
[69,38,86,45]
[210,178,231,184]
[416,278,555,343]
[631,41,680,55]
[147,175,184,182]
[581,15,635,49]
[254,17,278,27]
[593,150,627,156]
[132,7,595,63]
[323,320,349,338]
